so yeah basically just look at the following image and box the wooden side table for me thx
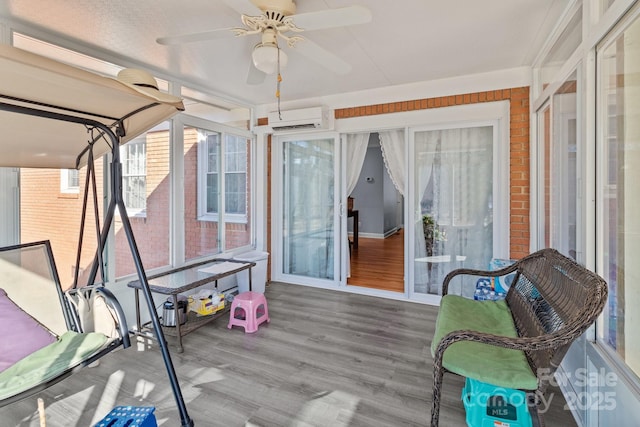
[348,209,359,249]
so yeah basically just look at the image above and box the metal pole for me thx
[0,101,194,426]
[111,141,194,427]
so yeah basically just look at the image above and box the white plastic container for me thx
[233,250,269,294]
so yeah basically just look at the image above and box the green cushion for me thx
[431,295,537,390]
[0,331,108,400]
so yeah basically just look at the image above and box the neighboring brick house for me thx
[21,127,252,287]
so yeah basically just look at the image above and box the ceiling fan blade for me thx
[156,28,236,45]
[246,61,266,85]
[223,0,262,16]
[292,5,372,31]
[158,0,261,45]
[295,38,351,75]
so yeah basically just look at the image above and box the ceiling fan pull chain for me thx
[276,46,283,119]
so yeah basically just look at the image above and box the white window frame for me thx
[60,169,79,194]
[120,137,147,217]
[197,130,248,224]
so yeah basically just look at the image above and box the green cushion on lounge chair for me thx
[0,331,108,400]
[431,294,537,390]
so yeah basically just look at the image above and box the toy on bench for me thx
[430,248,608,427]
[473,258,516,301]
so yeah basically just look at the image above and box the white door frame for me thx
[271,131,344,289]
[333,103,511,304]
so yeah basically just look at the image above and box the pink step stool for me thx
[227,291,270,333]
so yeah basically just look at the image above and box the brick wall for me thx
[183,128,219,259]
[114,130,171,277]
[21,164,104,288]
[21,128,253,284]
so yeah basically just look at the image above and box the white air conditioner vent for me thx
[267,107,329,132]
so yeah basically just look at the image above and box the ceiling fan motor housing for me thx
[251,0,297,17]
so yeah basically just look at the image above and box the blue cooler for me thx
[94,406,157,427]
[462,378,532,427]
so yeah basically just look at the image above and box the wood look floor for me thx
[348,229,404,292]
[1,283,577,427]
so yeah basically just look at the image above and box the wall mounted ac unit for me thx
[267,107,329,132]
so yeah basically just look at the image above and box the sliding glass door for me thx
[410,124,503,299]
[274,134,342,287]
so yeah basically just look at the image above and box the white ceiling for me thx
[0,0,571,108]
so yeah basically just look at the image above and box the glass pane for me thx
[550,71,578,259]
[115,126,170,277]
[68,169,79,188]
[180,86,251,130]
[413,126,493,296]
[598,15,640,377]
[184,126,251,259]
[600,0,615,17]
[120,139,147,212]
[207,134,219,173]
[20,126,171,284]
[185,127,221,260]
[282,138,335,280]
[539,7,582,93]
[206,174,218,213]
[224,134,250,251]
[539,104,551,248]
[21,163,104,287]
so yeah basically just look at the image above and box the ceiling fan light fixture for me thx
[252,43,287,75]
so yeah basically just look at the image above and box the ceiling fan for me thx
[156,0,372,85]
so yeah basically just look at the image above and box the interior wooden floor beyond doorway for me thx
[348,228,404,292]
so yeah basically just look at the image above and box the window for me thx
[197,131,248,222]
[537,7,582,96]
[120,138,146,215]
[224,134,248,217]
[547,71,579,259]
[597,11,640,377]
[60,169,79,193]
[185,125,251,262]
[203,131,220,216]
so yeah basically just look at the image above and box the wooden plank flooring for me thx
[0,282,577,427]
[348,229,404,292]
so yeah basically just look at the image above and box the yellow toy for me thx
[188,290,225,316]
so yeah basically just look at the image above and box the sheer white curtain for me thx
[345,132,370,195]
[413,126,494,295]
[344,132,368,278]
[379,130,405,196]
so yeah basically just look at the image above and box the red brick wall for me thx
[183,128,219,259]
[21,128,253,284]
[21,164,104,288]
[114,130,171,277]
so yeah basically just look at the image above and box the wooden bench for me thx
[430,248,608,426]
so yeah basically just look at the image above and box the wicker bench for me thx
[430,248,608,427]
